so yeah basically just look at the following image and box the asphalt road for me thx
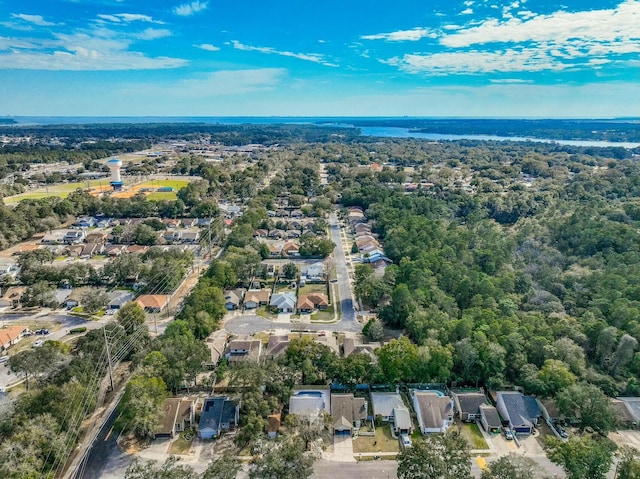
[311,459,398,479]
[328,212,359,329]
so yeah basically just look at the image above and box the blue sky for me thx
[1,0,638,117]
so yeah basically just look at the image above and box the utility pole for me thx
[208,216,213,259]
[103,326,114,392]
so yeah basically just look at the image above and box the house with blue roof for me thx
[198,396,239,439]
[496,391,541,434]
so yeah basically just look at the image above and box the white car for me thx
[401,434,412,448]
[0,356,9,364]
[33,340,44,348]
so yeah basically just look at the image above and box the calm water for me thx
[5,117,639,149]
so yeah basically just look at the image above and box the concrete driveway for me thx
[326,435,356,462]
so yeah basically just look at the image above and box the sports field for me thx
[4,178,190,204]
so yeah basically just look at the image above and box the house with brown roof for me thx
[412,391,454,434]
[104,245,127,257]
[451,391,489,422]
[266,335,289,358]
[85,232,109,244]
[155,398,195,438]
[162,218,181,229]
[297,293,329,313]
[223,289,245,310]
[136,294,170,313]
[205,333,228,370]
[243,290,271,309]
[80,243,102,259]
[225,338,262,363]
[0,325,29,353]
[281,242,300,257]
[126,245,150,255]
[331,393,367,436]
[253,229,268,238]
[0,286,26,309]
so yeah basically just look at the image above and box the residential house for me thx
[354,223,371,234]
[96,218,113,228]
[301,262,325,282]
[125,245,149,255]
[276,209,289,217]
[179,218,198,228]
[223,289,245,310]
[268,230,284,240]
[265,335,289,358]
[538,398,561,423]
[331,393,367,436]
[370,392,414,435]
[198,397,239,439]
[197,218,212,227]
[297,293,329,313]
[64,230,86,245]
[270,292,297,313]
[107,290,134,312]
[80,243,102,259]
[243,290,271,309]
[104,245,126,257]
[85,232,109,244]
[74,216,96,228]
[136,294,170,314]
[253,229,268,238]
[0,286,26,309]
[452,391,488,422]
[479,404,502,433]
[496,391,541,434]
[225,338,262,363]
[266,264,275,278]
[342,337,380,358]
[162,218,181,229]
[266,412,281,439]
[0,263,19,281]
[281,242,300,257]
[53,288,73,307]
[163,230,182,242]
[412,391,454,435]
[287,230,301,239]
[181,231,200,244]
[267,244,283,258]
[0,325,29,353]
[290,209,303,218]
[156,398,195,438]
[64,289,85,309]
[289,389,330,425]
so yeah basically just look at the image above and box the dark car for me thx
[556,425,568,439]
[35,329,50,335]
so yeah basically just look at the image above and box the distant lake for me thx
[354,126,640,149]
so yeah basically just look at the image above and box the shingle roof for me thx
[270,292,297,310]
[136,294,169,309]
[331,394,367,429]
[415,392,453,430]
[371,392,405,418]
[479,404,502,428]
[0,325,28,348]
[455,392,488,415]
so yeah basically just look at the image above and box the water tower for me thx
[107,158,123,190]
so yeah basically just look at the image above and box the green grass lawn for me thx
[168,431,194,455]
[458,423,489,450]
[146,191,178,201]
[310,309,335,322]
[299,283,328,295]
[353,426,400,454]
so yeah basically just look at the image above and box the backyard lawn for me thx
[299,283,328,295]
[353,426,400,454]
[457,422,489,450]
[168,431,194,455]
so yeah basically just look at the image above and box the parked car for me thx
[33,340,44,348]
[401,434,412,448]
[556,425,568,439]
[35,329,50,335]
[504,429,514,440]
[0,356,9,364]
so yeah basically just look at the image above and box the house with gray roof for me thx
[223,288,245,310]
[270,292,296,313]
[198,397,239,439]
[331,393,367,436]
[412,391,454,434]
[289,389,330,425]
[452,391,488,422]
[496,391,541,434]
[615,397,640,429]
[479,404,502,433]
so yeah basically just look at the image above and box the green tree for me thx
[80,289,109,314]
[117,301,147,335]
[556,383,617,434]
[282,262,298,280]
[481,454,539,479]
[118,375,168,441]
[617,446,640,479]
[362,318,384,341]
[397,431,471,479]
[202,454,241,479]
[249,437,314,479]
[545,436,616,479]
[125,456,199,479]
[537,359,576,397]
[8,343,62,390]
[375,336,419,383]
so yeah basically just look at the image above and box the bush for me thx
[69,327,87,334]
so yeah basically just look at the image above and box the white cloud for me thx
[0,29,186,71]
[385,48,570,75]
[196,43,220,51]
[489,78,533,83]
[231,41,338,67]
[176,69,286,96]
[11,14,57,27]
[134,28,172,40]
[97,13,163,24]
[174,1,208,16]
[361,27,435,42]
[441,0,640,50]
[461,8,474,14]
